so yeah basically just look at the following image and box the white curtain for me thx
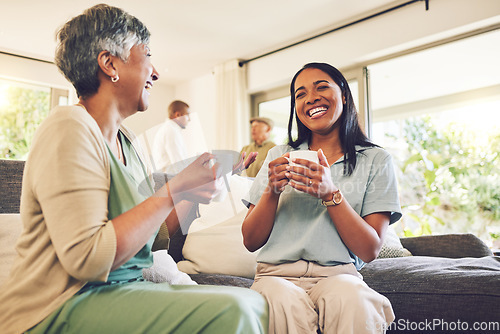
[214,59,249,152]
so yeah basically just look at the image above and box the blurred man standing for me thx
[152,100,191,172]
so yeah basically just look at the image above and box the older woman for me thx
[0,4,267,334]
[242,62,401,334]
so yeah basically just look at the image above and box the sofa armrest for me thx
[400,233,493,258]
[0,159,25,214]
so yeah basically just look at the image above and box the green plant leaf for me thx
[402,153,422,172]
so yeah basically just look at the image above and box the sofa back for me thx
[0,159,25,214]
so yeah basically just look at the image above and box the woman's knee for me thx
[252,277,313,313]
[252,277,300,297]
[310,274,371,306]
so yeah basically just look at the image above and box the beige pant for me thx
[251,261,394,334]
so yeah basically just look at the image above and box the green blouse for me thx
[104,131,156,282]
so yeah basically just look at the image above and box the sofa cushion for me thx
[189,273,253,288]
[176,175,259,278]
[177,210,259,279]
[361,256,500,326]
[400,233,493,258]
[377,226,412,259]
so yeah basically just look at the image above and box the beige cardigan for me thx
[0,105,152,334]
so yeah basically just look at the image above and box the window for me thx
[252,86,289,145]
[257,95,290,145]
[0,78,68,160]
[369,29,500,245]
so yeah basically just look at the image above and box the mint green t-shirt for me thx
[244,142,402,270]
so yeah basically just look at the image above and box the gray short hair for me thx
[55,4,150,98]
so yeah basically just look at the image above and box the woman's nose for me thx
[306,91,320,104]
[151,65,160,81]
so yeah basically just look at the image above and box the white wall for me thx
[175,73,218,150]
[124,72,219,155]
[122,81,175,135]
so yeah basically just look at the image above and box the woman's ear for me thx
[97,50,118,80]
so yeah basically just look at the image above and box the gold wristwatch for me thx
[321,189,343,207]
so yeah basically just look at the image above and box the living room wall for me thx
[122,81,175,136]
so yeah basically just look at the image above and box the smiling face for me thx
[293,68,344,136]
[117,44,159,112]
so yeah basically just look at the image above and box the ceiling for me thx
[0,0,399,85]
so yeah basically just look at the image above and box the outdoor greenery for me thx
[0,86,50,160]
[393,116,500,246]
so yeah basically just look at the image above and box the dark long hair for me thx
[287,62,375,175]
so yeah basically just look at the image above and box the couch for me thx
[1,159,499,334]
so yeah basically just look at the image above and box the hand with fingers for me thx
[232,151,258,175]
[167,152,222,204]
[266,153,291,194]
[285,149,338,201]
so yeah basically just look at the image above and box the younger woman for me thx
[242,62,401,334]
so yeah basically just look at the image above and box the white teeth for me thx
[145,82,152,90]
[308,107,327,117]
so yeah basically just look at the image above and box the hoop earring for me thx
[111,75,119,83]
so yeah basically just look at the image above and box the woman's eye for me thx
[295,93,304,99]
[318,85,328,90]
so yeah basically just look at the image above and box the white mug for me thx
[288,150,319,187]
[289,150,319,166]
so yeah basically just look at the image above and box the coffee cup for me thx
[288,150,319,166]
[287,150,319,188]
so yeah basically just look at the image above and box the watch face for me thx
[333,191,342,204]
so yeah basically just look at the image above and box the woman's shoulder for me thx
[33,105,107,155]
[268,144,293,157]
[50,104,89,118]
[43,105,100,131]
[356,145,393,163]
